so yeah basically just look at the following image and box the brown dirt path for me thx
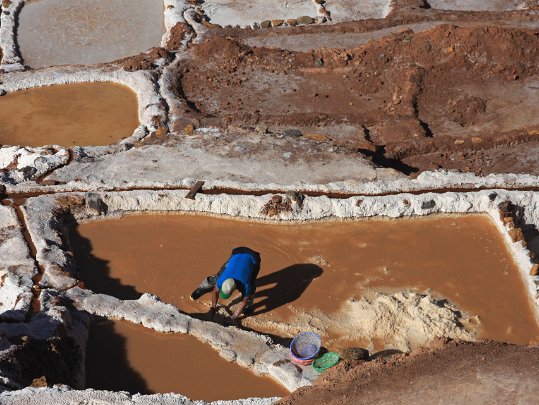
[279,339,539,404]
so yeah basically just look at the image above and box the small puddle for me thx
[18,0,166,67]
[0,83,139,147]
[71,214,539,347]
[86,318,288,399]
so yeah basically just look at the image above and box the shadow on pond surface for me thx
[85,318,289,400]
[69,223,142,300]
[86,318,150,394]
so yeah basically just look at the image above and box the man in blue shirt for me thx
[190,247,261,320]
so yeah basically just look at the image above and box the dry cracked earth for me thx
[1,0,539,404]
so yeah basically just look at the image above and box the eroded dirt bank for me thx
[176,22,539,176]
[278,338,539,405]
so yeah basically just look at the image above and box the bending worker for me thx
[190,247,261,320]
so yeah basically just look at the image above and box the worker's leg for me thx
[190,261,228,300]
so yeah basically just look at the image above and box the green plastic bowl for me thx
[312,352,340,373]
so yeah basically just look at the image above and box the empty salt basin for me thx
[427,0,526,11]
[86,319,288,400]
[325,0,391,22]
[203,0,316,27]
[70,214,539,351]
[17,0,166,68]
[0,82,139,147]
[202,0,390,26]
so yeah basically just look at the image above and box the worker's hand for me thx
[208,307,216,319]
[229,315,241,326]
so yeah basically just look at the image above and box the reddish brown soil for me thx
[279,338,539,404]
[174,9,539,176]
[182,24,538,127]
[165,22,193,51]
[118,47,172,71]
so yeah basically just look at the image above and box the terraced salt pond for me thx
[17,0,166,67]
[87,319,287,399]
[0,83,139,146]
[71,214,539,349]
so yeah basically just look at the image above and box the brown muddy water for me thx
[86,319,287,399]
[70,214,539,346]
[0,83,139,147]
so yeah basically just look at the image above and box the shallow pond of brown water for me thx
[86,319,287,399]
[0,83,139,147]
[71,214,539,346]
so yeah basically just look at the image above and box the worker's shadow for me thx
[242,263,323,317]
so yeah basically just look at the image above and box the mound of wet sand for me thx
[244,291,476,352]
[278,338,539,404]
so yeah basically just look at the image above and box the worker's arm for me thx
[207,260,229,286]
[232,295,252,319]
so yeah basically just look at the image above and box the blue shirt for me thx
[216,253,257,297]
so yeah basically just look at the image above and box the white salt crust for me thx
[184,8,209,40]
[160,56,185,129]
[5,168,539,196]
[0,66,165,149]
[0,0,24,71]
[0,204,35,322]
[0,293,91,391]
[163,1,190,47]
[0,146,70,184]
[0,385,278,405]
